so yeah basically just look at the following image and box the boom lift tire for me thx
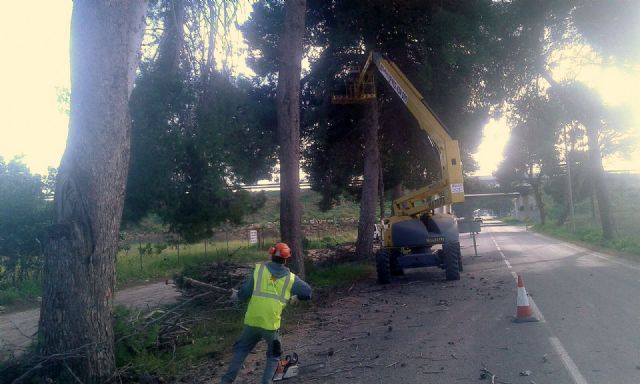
[443,242,461,281]
[390,251,404,276]
[376,250,392,284]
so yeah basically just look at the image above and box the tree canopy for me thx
[125,0,277,242]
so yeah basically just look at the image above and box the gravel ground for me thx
[179,230,573,384]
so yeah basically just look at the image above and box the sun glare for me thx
[472,117,510,176]
[0,2,72,175]
[0,3,638,176]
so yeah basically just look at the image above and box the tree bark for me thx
[205,0,217,74]
[391,184,404,215]
[532,180,546,225]
[586,122,615,239]
[157,0,185,78]
[276,0,306,277]
[356,102,381,259]
[38,1,147,382]
[529,163,546,225]
[378,162,385,219]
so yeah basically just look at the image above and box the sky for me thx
[0,2,638,177]
[0,2,72,175]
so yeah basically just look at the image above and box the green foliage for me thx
[243,0,502,208]
[536,173,640,257]
[246,190,361,225]
[501,217,524,225]
[113,306,162,366]
[303,231,357,250]
[0,157,52,289]
[0,278,41,306]
[113,306,244,376]
[125,1,277,243]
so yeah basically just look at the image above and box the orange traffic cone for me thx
[514,274,539,323]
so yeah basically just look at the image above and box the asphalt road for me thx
[0,281,180,361]
[205,224,640,384]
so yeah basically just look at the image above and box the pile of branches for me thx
[307,244,358,266]
[120,262,253,352]
[175,262,251,305]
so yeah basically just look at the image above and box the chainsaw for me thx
[272,352,326,381]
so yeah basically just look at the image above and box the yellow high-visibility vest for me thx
[244,262,295,330]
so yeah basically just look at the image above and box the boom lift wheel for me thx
[376,250,391,284]
[442,241,461,281]
[390,250,404,276]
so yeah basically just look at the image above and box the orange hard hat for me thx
[268,242,291,258]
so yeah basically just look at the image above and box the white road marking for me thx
[550,336,589,384]
[489,228,589,384]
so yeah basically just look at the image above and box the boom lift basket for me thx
[332,69,376,104]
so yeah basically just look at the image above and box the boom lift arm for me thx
[333,52,465,216]
[333,51,466,283]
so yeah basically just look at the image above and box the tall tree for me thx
[38,1,147,381]
[355,101,380,259]
[551,82,621,238]
[497,0,639,238]
[125,0,277,242]
[276,0,306,276]
[299,0,500,205]
[496,82,561,225]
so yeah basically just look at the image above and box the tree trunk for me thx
[530,169,545,225]
[157,0,185,78]
[591,182,598,220]
[542,71,614,238]
[391,184,404,215]
[378,162,385,219]
[205,0,217,74]
[586,123,615,239]
[276,0,306,277]
[38,2,147,382]
[356,102,381,259]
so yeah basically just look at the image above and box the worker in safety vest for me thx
[220,242,312,384]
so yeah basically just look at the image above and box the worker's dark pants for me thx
[220,325,281,384]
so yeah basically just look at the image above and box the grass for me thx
[303,230,358,250]
[306,262,374,289]
[115,239,274,286]
[0,188,362,307]
[116,228,357,286]
[533,173,640,257]
[534,223,640,257]
[0,226,359,307]
[0,230,356,307]
[0,278,41,307]
[500,216,525,225]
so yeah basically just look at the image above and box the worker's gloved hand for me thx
[230,288,239,301]
[289,295,299,305]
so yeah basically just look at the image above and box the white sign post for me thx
[249,229,258,245]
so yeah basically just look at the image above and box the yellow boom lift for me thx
[333,52,465,283]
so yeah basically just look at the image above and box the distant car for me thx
[473,216,483,223]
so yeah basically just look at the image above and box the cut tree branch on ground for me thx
[480,367,512,384]
[183,277,230,293]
